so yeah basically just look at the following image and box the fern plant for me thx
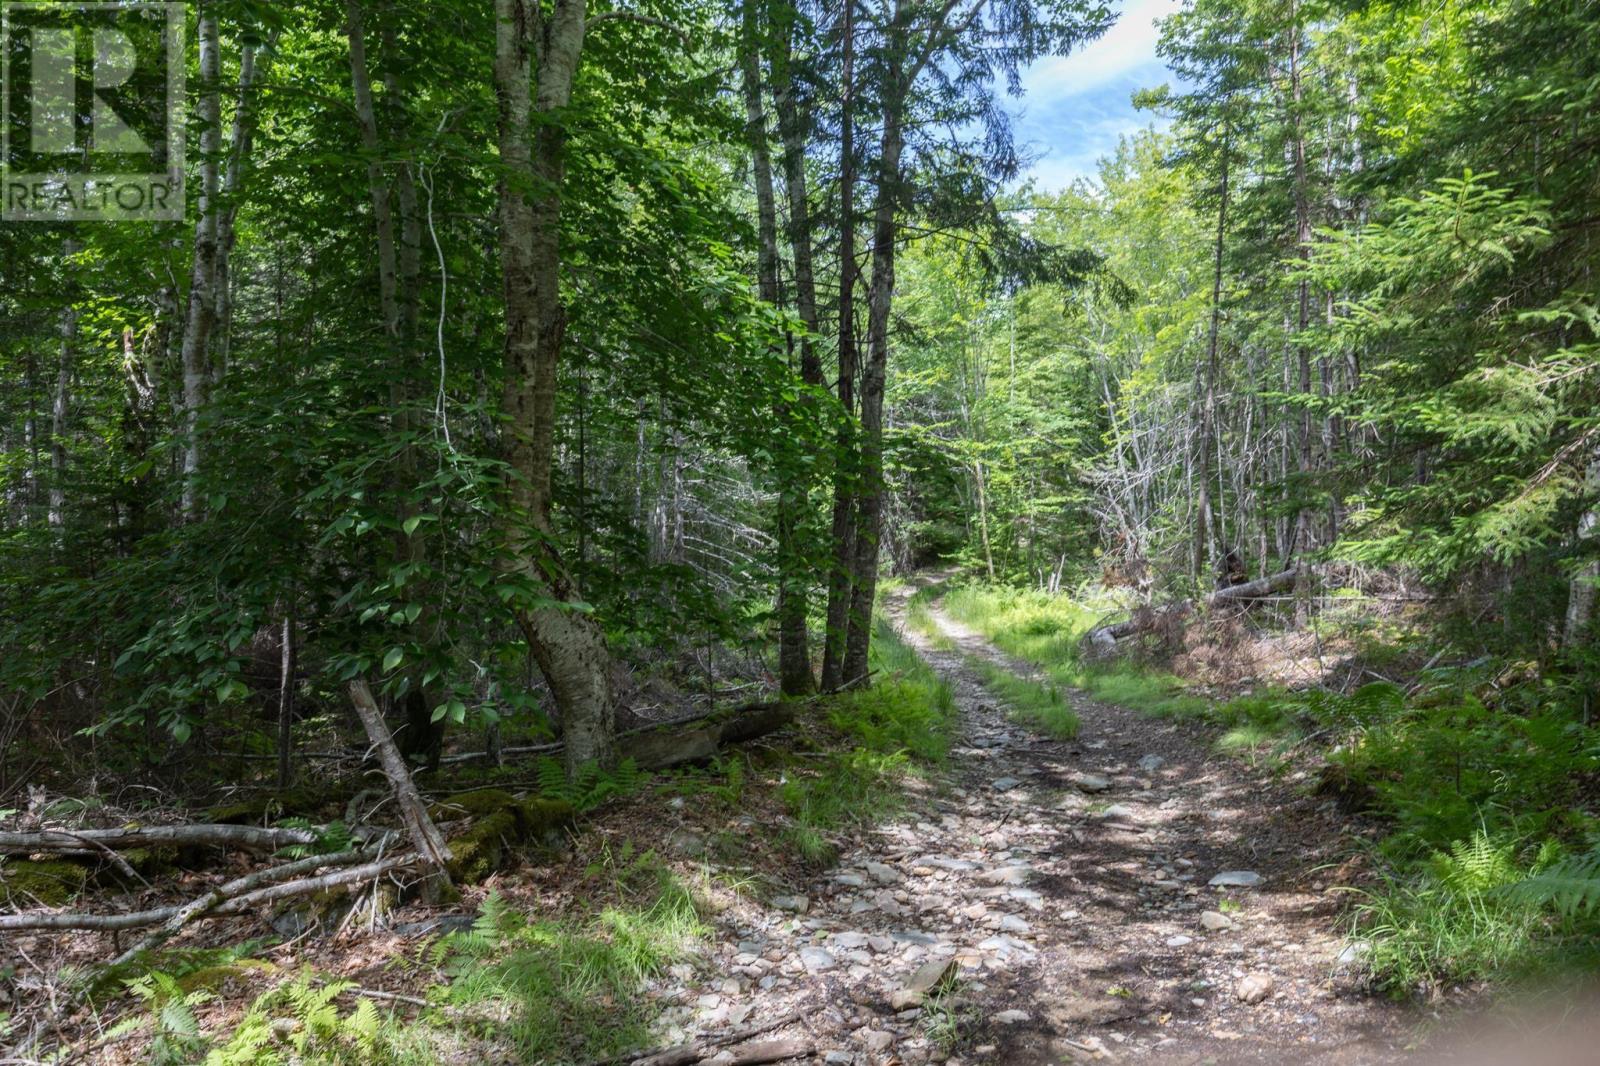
[206,969,390,1065]
[1503,848,1600,919]
[110,971,212,1066]
[274,819,355,859]
[535,757,644,812]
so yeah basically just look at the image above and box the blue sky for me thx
[1005,0,1183,190]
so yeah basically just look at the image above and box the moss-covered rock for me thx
[1,858,90,906]
[431,790,574,884]
[206,784,356,824]
[429,788,520,821]
[176,958,278,994]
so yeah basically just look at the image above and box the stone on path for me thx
[1208,870,1264,888]
[1098,804,1137,822]
[772,894,810,912]
[1165,934,1193,947]
[1138,754,1166,772]
[994,1009,1031,1024]
[865,861,903,884]
[1236,972,1275,1003]
[1200,910,1234,932]
[980,863,1033,885]
[891,956,958,1008]
[800,946,836,972]
[862,1030,895,1052]
[992,776,1022,791]
[1070,772,1112,793]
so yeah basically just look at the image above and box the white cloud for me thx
[1005,0,1184,191]
[1020,0,1183,100]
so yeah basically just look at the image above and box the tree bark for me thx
[494,0,618,775]
[0,824,321,856]
[48,247,77,532]
[347,0,442,765]
[346,680,451,900]
[1565,450,1600,650]
[741,0,813,696]
[820,0,857,693]
[179,4,222,519]
[213,35,273,379]
[277,608,295,789]
[0,850,407,934]
[841,77,904,686]
[1197,115,1231,579]
[1286,2,1315,624]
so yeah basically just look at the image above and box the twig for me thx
[57,831,149,888]
[593,1010,803,1066]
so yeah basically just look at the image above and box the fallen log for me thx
[621,703,796,771]
[441,702,799,771]
[0,850,413,934]
[0,822,321,857]
[1084,567,1301,648]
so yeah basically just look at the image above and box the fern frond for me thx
[1503,850,1600,918]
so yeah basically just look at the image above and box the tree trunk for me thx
[841,85,904,686]
[1565,450,1600,650]
[820,0,857,693]
[1197,115,1230,580]
[777,4,823,695]
[213,35,273,379]
[494,0,617,774]
[741,0,813,696]
[1287,3,1314,625]
[348,0,442,764]
[277,607,295,789]
[48,248,77,532]
[179,4,223,520]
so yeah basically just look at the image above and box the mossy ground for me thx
[0,857,89,906]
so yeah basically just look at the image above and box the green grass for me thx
[777,616,958,866]
[969,659,1079,738]
[434,859,706,1061]
[937,583,1206,718]
[1352,831,1600,997]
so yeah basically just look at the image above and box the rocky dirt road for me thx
[646,579,1419,1065]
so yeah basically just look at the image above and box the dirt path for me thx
[655,579,1420,1065]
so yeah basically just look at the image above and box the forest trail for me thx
[672,576,1422,1065]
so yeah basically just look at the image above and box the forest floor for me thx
[638,575,1425,1065]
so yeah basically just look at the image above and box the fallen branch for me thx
[440,702,801,769]
[1084,566,1301,648]
[0,823,320,856]
[0,850,411,933]
[620,703,796,772]
[348,680,451,904]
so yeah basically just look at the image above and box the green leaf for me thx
[382,646,405,672]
